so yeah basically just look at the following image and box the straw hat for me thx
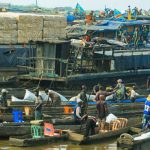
[147,95,150,101]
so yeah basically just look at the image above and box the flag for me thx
[75,3,85,15]
[114,9,126,21]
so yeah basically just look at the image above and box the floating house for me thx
[0,16,150,87]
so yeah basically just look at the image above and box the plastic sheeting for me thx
[0,46,28,67]
[96,20,150,30]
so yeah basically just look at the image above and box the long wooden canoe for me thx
[9,134,68,147]
[0,122,31,137]
[68,124,141,145]
[117,129,150,150]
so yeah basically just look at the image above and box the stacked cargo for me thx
[0,13,18,44]
[43,15,67,40]
[18,13,43,43]
[0,13,67,44]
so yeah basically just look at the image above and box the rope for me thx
[36,71,43,89]
[118,133,134,145]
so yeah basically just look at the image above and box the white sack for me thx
[49,90,68,101]
[106,113,118,124]
[23,89,36,101]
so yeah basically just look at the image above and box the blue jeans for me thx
[142,114,150,130]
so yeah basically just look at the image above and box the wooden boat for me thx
[0,122,31,137]
[117,129,150,150]
[9,134,68,147]
[68,124,141,145]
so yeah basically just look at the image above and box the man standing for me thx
[142,95,150,130]
[96,95,109,130]
[35,90,43,120]
[78,85,88,115]
[133,27,140,49]
[0,89,8,107]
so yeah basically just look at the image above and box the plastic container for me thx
[31,125,44,138]
[64,106,73,114]
[12,110,23,123]
[24,106,30,116]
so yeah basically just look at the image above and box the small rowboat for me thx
[68,123,141,145]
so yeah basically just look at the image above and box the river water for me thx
[0,139,118,150]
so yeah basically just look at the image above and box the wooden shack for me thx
[17,40,70,81]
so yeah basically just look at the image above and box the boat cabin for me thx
[17,40,70,81]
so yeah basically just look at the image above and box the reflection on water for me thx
[0,140,117,150]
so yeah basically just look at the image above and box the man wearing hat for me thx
[142,95,150,130]
[0,89,8,107]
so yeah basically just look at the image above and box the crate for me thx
[12,110,23,123]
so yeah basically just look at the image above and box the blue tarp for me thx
[113,9,126,22]
[0,46,29,67]
[96,20,150,30]
[66,97,146,106]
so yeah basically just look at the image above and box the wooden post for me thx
[36,43,44,76]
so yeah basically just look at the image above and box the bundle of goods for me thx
[18,13,43,43]
[43,15,67,40]
[0,13,18,44]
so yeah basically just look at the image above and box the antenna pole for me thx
[36,0,38,8]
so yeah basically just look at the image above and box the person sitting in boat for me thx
[35,90,43,120]
[48,91,61,107]
[78,85,88,115]
[84,117,97,137]
[0,89,8,107]
[96,95,109,131]
[142,95,150,130]
[73,98,87,124]
[127,86,140,102]
[114,79,126,101]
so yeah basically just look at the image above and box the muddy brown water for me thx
[0,139,117,150]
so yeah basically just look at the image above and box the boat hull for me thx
[9,134,68,147]
[68,124,141,145]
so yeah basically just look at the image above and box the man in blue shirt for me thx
[142,95,150,130]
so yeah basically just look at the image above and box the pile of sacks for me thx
[18,13,43,43]
[0,13,18,44]
[0,12,67,44]
[11,89,68,102]
[43,15,67,40]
